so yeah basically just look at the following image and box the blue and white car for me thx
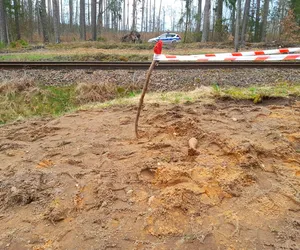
[148,33,181,44]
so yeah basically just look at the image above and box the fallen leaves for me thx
[36,159,54,168]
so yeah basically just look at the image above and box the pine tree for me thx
[0,0,8,45]
[241,0,251,44]
[80,0,86,40]
[202,0,211,42]
[52,0,60,43]
[234,0,241,51]
[215,0,223,41]
[38,0,49,43]
[91,0,97,40]
[261,0,269,42]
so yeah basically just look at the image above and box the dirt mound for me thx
[121,31,142,43]
[0,99,299,249]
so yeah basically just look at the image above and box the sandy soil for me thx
[0,98,300,250]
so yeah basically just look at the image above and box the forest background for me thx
[0,0,299,48]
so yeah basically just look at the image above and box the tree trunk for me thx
[141,0,145,32]
[60,0,64,24]
[254,0,260,41]
[184,0,191,42]
[80,0,86,40]
[126,0,129,30]
[112,3,118,31]
[39,0,49,43]
[195,0,202,41]
[69,0,73,28]
[278,0,285,40]
[47,0,52,30]
[249,0,255,41]
[149,0,151,31]
[241,0,251,45]
[111,11,114,31]
[122,0,126,30]
[145,0,148,32]
[162,7,165,31]
[234,0,241,52]
[75,0,78,25]
[0,0,8,44]
[105,0,110,29]
[184,3,188,42]
[28,0,34,41]
[172,9,175,31]
[231,2,236,35]
[91,0,96,40]
[88,0,90,27]
[20,0,25,35]
[13,0,21,40]
[152,0,155,32]
[201,0,211,42]
[52,0,60,43]
[214,0,223,41]
[59,0,61,25]
[36,0,42,36]
[97,0,103,33]
[260,0,269,42]
[157,0,162,32]
[131,0,137,31]
[47,0,52,15]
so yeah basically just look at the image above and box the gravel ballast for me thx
[0,68,299,92]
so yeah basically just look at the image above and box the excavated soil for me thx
[0,99,300,250]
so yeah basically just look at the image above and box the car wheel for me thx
[171,40,176,43]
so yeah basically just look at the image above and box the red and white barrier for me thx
[190,47,300,58]
[154,53,300,62]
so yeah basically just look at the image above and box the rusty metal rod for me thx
[0,61,299,70]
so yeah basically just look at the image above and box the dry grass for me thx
[0,79,143,124]
[0,45,231,62]
[80,83,300,110]
[1,37,241,62]
[1,77,299,125]
[0,79,76,124]
[220,83,300,103]
[0,50,150,62]
[81,87,216,110]
[57,31,177,43]
[75,81,142,104]
[0,77,36,94]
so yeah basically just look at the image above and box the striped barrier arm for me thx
[153,54,300,62]
[190,47,300,58]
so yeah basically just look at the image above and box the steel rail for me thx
[0,61,299,70]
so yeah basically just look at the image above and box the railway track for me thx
[0,61,299,70]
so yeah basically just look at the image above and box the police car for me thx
[148,33,181,44]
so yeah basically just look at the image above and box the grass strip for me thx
[1,82,299,125]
